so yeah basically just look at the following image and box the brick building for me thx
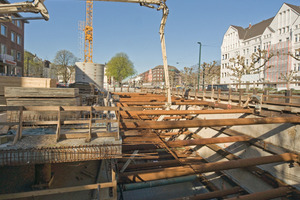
[0,0,25,76]
[138,65,182,87]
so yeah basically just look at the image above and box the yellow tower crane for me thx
[84,0,93,63]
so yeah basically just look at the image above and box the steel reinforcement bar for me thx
[0,144,121,166]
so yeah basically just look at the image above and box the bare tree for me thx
[279,70,296,90]
[229,49,274,88]
[181,66,196,87]
[203,61,220,88]
[53,50,77,83]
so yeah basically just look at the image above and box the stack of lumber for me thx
[5,87,80,121]
[69,82,95,95]
[0,76,56,105]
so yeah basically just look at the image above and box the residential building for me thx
[0,0,25,77]
[139,65,182,88]
[221,3,300,90]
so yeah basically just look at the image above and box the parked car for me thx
[206,84,229,91]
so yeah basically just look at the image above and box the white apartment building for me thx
[221,3,300,90]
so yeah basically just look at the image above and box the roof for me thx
[231,17,274,41]
[230,3,300,41]
[231,25,246,39]
[243,17,274,40]
[285,3,300,14]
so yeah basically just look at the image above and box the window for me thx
[254,46,257,52]
[16,20,22,28]
[17,35,21,45]
[17,51,21,61]
[286,37,289,41]
[283,27,285,33]
[11,32,15,42]
[0,44,6,54]
[295,34,298,42]
[1,24,7,36]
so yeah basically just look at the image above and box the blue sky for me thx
[11,0,300,74]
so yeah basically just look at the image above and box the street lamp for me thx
[197,42,202,90]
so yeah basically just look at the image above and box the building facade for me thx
[221,3,300,90]
[138,65,182,88]
[0,0,25,77]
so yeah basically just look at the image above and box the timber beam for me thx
[119,109,253,117]
[225,186,293,200]
[121,116,300,129]
[166,136,250,147]
[119,153,298,182]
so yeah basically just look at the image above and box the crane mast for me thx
[84,0,93,63]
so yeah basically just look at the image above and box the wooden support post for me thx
[211,88,215,101]
[194,88,197,101]
[217,88,221,103]
[127,86,129,92]
[253,87,257,95]
[111,166,117,200]
[285,90,292,104]
[87,107,92,142]
[121,86,123,92]
[117,107,120,140]
[239,89,243,106]
[228,88,232,105]
[203,89,206,101]
[113,86,115,92]
[13,106,23,145]
[263,88,269,102]
[56,106,61,142]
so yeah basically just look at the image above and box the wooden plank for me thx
[87,107,92,142]
[5,87,79,98]
[121,116,300,129]
[23,106,60,111]
[0,122,18,126]
[6,97,81,106]
[0,106,22,111]
[0,181,116,200]
[120,109,253,116]
[56,107,61,142]
[0,96,6,105]
[0,77,56,96]
[22,121,58,125]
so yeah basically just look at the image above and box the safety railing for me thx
[0,106,120,144]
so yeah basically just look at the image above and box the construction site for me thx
[0,0,300,200]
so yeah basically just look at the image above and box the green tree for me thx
[53,50,77,83]
[24,50,43,77]
[106,53,135,86]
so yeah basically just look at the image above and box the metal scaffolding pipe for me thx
[122,116,300,129]
[225,186,292,200]
[120,153,298,182]
[121,175,199,191]
[166,136,250,147]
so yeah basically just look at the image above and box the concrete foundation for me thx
[75,62,105,89]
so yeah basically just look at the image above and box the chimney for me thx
[249,23,252,28]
